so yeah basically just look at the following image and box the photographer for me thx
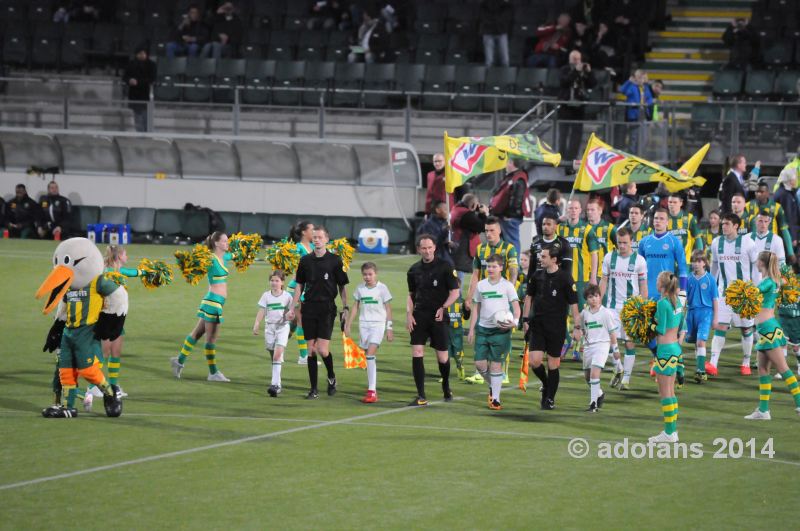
[559,50,596,160]
[722,18,759,69]
[450,194,489,285]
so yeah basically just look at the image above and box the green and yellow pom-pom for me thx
[265,238,300,275]
[620,296,657,344]
[138,258,174,290]
[175,244,213,285]
[103,271,127,287]
[725,279,763,319]
[778,265,800,307]
[229,232,263,272]
[327,237,355,272]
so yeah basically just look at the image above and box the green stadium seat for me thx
[238,213,269,238]
[154,209,183,243]
[242,59,276,105]
[213,58,246,104]
[128,207,155,242]
[352,217,382,241]
[266,214,296,241]
[775,70,799,100]
[218,211,241,234]
[324,216,354,241]
[154,57,186,102]
[183,57,216,103]
[743,70,774,100]
[381,218,412,249]
[71,205,100,236]
[762,40,792,68]
[98,206,128,225]
[689,103,720,136]
[712,70,743,99]
[182,210,210,242]
[483,66,516,113]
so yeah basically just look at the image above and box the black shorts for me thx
[301,302,336,341]
[410,310,449,352]
[527,318,566,358]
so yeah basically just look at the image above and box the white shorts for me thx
[583,341,611,370]
[358,322,386,349]
[718,300,754,328]
[265,322,291,350]
[609,309,627,341]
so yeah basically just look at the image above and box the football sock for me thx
[366,355,376,391]
[271,360,282,387]
[308,354,319,390]
[615,356,623,373]
[710,330,726,367]
[589,378,601,404]
[532,364,547,386]
[454,350,464,369]
[204,343,217,374]
[178,335,196,365]
[662,397,677,435]
[623,349,636,380]
[51,366,61,405]
[322,353,335,379]
[412,357,425,397]
[546,368,560,400]
[296,326,308,360]
[107,356,121,386]
[741,329,754,366]
[782,371,800,407]
[696,346,706,373]
[438,359,451,393]
[490,372,503,401]
[503,352,510,378]
[63,385,77,408]
[758,375,772,412]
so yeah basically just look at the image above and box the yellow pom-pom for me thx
[327,237,355,272]
[229,232,263,272]
[103,271,127,287]
[778,266,800,307]
[138,258,174,289]
[725,279,763,319]
[175,244,213,285]
[620,296,657,344]
[265,238,301,275]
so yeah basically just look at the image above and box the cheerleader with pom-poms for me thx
[171,231,262,382]
[744,252,800,420]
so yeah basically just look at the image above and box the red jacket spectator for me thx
[424,153,454,214]
[534,13,573,55]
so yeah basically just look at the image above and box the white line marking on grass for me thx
[0,396,463,492]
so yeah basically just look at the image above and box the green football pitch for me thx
[1,240,798,530]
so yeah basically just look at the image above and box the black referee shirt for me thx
[295,251,349,303]
[527,267,577,321]
[407,257,459,312]
[528,235,572,276]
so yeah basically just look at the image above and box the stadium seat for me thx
[252,0,285,29]
[297,31,327,62]
[513,68,548,114]
[387,32,414,64]
[381,219,413,249]
[266,213,295,241]
[712,70,743,99]
[394,63,426,108]
[154,209,183,243]
[446,4,479,34]
[128,207,156,242]
[28,0,52,22]
[415,34,448,65]
[240,28,269,59]
[272,60,306,106]
[266,30,298,61]
[99,206,129,225]
[149,24,173,57]
[88,24,119,64]
[61,24,89,70]
[115,1,142,26]
[3,27,29,66]
[142,0,172,26]
[182,210,211,242]
[324,216,354,241]
[452,64,486,112]
[71,205,100,235]
[217,211,240,234]
[689,103,720,136]
[182,57,216,102]
[421,64,455,111]
[446,34,476,65]
[301,61,335,107]
[324,31,350,62]
[762,40,792,68]
[352,217,383,240]
[483,66,517,113]
[213,58,246,103]
[333,62,366,108]
[362,63,394,108]
[754,106,785,141]
[0,0,26,22]
[743,70,774,100]
[154,56,186,102]
[31,25,61,68]
[120,25,149,57]
[774,70,799,100]
[242,59,276,105]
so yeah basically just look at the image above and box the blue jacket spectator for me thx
[619,70,653,122]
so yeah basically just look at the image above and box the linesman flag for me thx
[574,133,708,193]
[444,133,562,193]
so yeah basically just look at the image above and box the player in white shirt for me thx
[346,262,394,403]
[749,209,786,285]
[467,254,520,410]
[577,284,619,412]
[709,212,759,377]
[253,270,294,397]
[599,227,648,390]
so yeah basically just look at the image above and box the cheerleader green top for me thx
[655,297,684,335]
[758,277,778,310]
[208,253,232,285]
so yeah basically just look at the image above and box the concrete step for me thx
[652,29,724,40]
[647,49,729,61]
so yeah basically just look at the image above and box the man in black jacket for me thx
[558,50,597,160]
[719,154,759,214]
[490,158,528,254]
[37,181,71,240]
[123,47,156,132]
[722,18,759,69]
[7,184,40,238]
[166,5,209,58]
[201,2,243,59]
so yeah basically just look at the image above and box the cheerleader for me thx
[288,220,314,365]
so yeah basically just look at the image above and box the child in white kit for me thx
[253,270,294,397]
[346,262,394,403]
[579,283,619,412]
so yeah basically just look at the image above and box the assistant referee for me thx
[290,226,349,399]
[407,234,461,406]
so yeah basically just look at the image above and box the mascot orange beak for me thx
[35,265,74,314]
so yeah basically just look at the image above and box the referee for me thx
[529,211,572,275]
[407,234,461,406]
[290,226,349,399]
[523,243,582,410]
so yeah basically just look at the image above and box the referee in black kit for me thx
[522,243,581,410]
[406,234,461,406]
[290,226,349,399]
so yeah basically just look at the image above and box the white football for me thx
[492,310,515,327]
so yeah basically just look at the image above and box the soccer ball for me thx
[492,310,515,327]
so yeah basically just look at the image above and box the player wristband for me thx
[386,320,393,330]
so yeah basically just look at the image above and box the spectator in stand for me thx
[614,182,638,225]
[69,0,101,23]
[490,158,529,254]
[7,184,40,239]
[201,2,243,59]
[123,46,156,133]
[37,181,72,240]
[528,12,573,68]
[424,153,454,216]
[417,201,453,265]
[534,188,562,237]
[307,1,345,30]
[347,10,390,63]
[479,0,512,67]
[166,5,209,58]
[619,69,653,154]
[719,154,760,214]
[558,50,596,160]
[609,0,646,62]
[450,194,489,286]
[573,21,616,71]
[722,18,759,69]
[650,79,665,121]
[774,168,799,259]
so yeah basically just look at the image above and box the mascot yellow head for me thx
[35,237,104,314]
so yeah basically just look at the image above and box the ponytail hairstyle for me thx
[758,251,781,285]
[104,244,125,267]
[289,220,314,243]
[657,271,679,308]
[205,231,226,252]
